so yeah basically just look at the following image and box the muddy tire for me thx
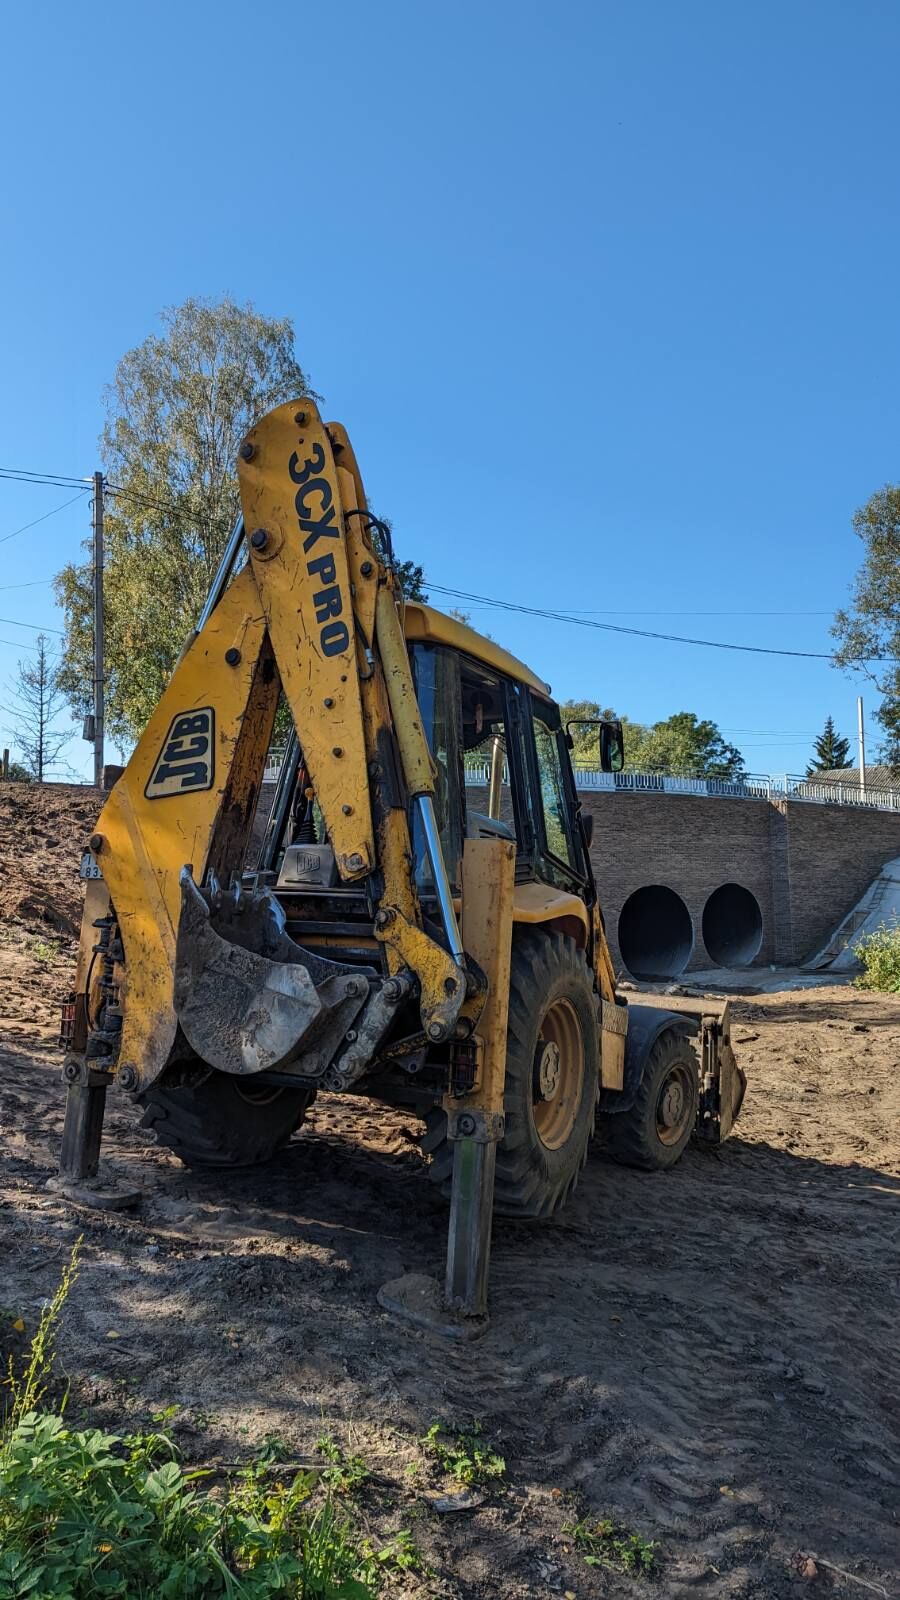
[139,1074,315,1168]
[424,931,599,1219]
[605,1030,698,1171]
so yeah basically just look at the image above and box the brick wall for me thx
[580,792,776,972]
[257,772,900,976]
[579,791,900,975]
[780,801,900,960]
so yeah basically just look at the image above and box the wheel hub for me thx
[531,999,584,1151]
[654,1062,695,1146]
[659,1079,684,1129]
[536,1040,561,1100]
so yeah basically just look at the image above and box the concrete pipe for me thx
[702,882,763,968]
[618,885,694,980]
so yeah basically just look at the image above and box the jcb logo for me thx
[145,709,215,799]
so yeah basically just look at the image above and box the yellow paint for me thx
[325,424,424,964]
[512,882,590,943]
[446,838,517,1119]
[374,906,468,1035]
[238,401,375,880]
[403,602,550,696]
[92,567,276,1083]
[376,585,435,798]
[74,878,110,994]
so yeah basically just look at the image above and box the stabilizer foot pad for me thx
[376,1272,489,1341]
[47,1175,141,1212]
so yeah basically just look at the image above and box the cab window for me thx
[532,709,578,870]
[460,663,520,847]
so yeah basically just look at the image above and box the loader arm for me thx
[77,399,476,1095]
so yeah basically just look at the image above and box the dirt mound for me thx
[0,782,101,942]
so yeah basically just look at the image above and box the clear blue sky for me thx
[2,0,898,778]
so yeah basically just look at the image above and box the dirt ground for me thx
[1,781,899,1599]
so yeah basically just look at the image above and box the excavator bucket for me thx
[173,869,374,1078]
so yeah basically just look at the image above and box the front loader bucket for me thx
[173,870,371,1077]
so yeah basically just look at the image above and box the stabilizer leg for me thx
[54,1063,139,1210]
[59,1074,107,1182]
[442,838,515,1321]
[444,1118,499,1316]
[378,839,515,1336]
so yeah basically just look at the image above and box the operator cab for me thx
[409,640,591,902]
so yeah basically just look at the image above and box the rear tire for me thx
[424,931,599,1218]
[139,1073,315,1168]
[605,1030,698,1171]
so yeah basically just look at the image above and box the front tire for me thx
[139,1073,315,1168]
[605,1030,698,1171]
[425,930,600,1218]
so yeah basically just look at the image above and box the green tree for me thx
[560,700,621,763]
[635,712,745,778]
[561,703,745,779]
[53,297,316,746]
[395,560,428,601]
[2,761,33,783]
[806,714,852,775]
[832,485,900,770]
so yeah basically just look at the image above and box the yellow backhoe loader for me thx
[59,398,745,1328]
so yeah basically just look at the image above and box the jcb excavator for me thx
[59,398,745,1327]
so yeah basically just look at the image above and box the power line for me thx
[0,468,183,521]
[0,468,89,488]
[428,583,897,663]
[0,617,64,635]
[721,729,856,740]
[0,578,54,592]
[105,482,185,517]
[0,636,38,652]
[463,606,834,617]
[0,488,91,547]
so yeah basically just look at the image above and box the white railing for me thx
[262,751,900,813]
[568,767,900,811]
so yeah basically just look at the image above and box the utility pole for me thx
[92,471,105,788]
[857,694,866,797]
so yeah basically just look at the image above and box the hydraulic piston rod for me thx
[415,793,465,965]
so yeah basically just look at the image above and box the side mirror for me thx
[600,719,625,773]
[581,810,595,849]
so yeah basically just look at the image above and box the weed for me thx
[315,1432,370,1495]
[189,1407,217,1433]
[422,1420,505,1487]
[29,936,61,963]
[854,918,900,992]
[564,1515,657,1577]
[3,1236,81,1426]
[0,1247,410,1598]
[361,1528,429,1581]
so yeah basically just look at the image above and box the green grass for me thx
[315,1434,370,1496]
[564,1515,657,1577]
[854,919,900,992]
[0,1248,423,1599]
[421,1421,505,1488]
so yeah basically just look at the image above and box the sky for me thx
[1,0,898,779]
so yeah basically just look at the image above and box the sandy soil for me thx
[1,780,899,1599]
